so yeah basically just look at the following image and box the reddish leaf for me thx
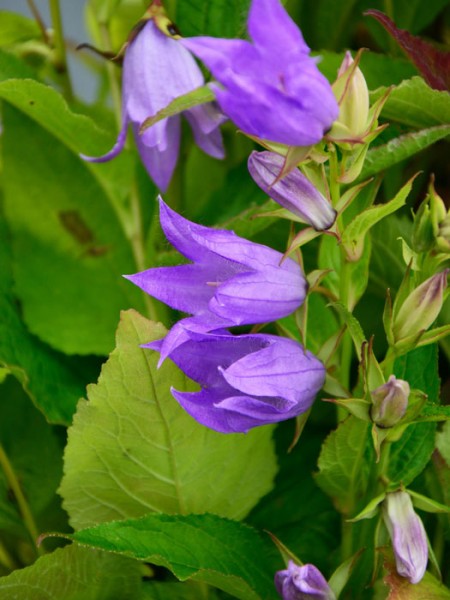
[365,9,450,92]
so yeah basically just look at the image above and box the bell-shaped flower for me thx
[150,330,325,433]
[81,9,225,192]
[370,375,410,428]
[275,561,336,600]
[126,198,307,363]
[181,0,339,147]
[248,151,337,230]
[383,491,428,584]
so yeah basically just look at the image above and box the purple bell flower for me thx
[126,198,307,363]
[181,0,339,146]
[383,491,428,584]
[275,561,336,600]
[248,151,337,230]
[150,330,325,433]
[81,16,225,191]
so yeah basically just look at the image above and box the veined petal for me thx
[180,37,253,77]
[211,268,306,323]
[248,0,309,56]
[221,336,325,405]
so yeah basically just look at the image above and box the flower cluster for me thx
[127,199,325,433]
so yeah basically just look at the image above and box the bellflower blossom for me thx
[275,561,336,600]
[181,0,339,146]
[248,151,337,230]
[149,330,325,433]
[126,198,307,363]
[383,491,428,584]
[82,11,224,192]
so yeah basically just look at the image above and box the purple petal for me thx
[248,151,336,230]
[185,104,226,159]
[247,0,309,56]
[80,116,128,163]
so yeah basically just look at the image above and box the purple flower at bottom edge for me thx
[149,330,325,433]
[81,19,225,192]
[126,198,307,363]
[275,561,336,600]
[181,0,339,146]
[383,491,428,584]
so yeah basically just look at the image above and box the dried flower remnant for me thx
[181,0,339,146]
[126,198,307,363]
[81,2,224,191]
[150,331,325,433]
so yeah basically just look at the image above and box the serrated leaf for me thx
[366,10,450,91]
[59,310,277,529]
[358,125,450,181]
[0,545,142,600]
[72,513,279,600]
[1,83,145,355]
[371,77,450,128]
[316,416,375,516]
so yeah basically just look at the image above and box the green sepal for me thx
[328,549,365,599]
[408,489,450,514]
[348,492,386,522]
[325,397,371,422]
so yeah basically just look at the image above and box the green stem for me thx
[48,0,73,100]
[99,24,122,129]
[0,444,44,556]
[0,540,17,572]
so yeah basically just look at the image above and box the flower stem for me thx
[48,0,73,101]
[0,444,44,556]
[99,24,122,129]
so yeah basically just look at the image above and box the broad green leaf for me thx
[297,0,359,50]
[384,563,450,599]
[141,581,219,600]
[382,0,450,35]
[436,421,450,467]
[371,77,450,129]
[72,513,280,600]
[0,545,142,600]
[59,310,277,529]
[0,377,62,536]
[342,176,416,260]
[358,125,450,182]
[316,416,375,516]
[0,214,93,424]
[387,345,440,487]
[1,90,144,355]
[176,0,251,38]
[0,12,40,46]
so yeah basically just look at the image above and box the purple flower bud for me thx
[248,151,336,230]
[181,0,339,146]
[158,331,325,433]
[383,491,428,584]
[81,16,224,191]
[126,199,307,362]
[275,561,336,600]
[370,375,410,428]
[393,270,449,341]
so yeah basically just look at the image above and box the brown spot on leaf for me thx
[59,210,94,245]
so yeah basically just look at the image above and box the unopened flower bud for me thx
[275,561,336,600]
[329,52,370,141]
[383,491,428,584]
[248,151,337,231]
[393,270,449,342]
[370,375,410,428]
[437,213,450,253]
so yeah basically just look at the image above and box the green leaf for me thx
[0,377,62,535]
[0,12,40,46]
[72,513,279,600]
[1,82,145,355]
[384,564,450,599]
[358,125,450,181]
[0,214,93,424]
[0,545,142,600]
[141,581,219,600]
[371,77,450,129]
[59,310,277,529]
[342,176,416,260]
[176,0,251,38]
[436,422,450,467]
[316,416,375,516]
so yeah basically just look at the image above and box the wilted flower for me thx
[181,0,339,146]
[149,331,325,433]
[248,151,337,230]
[393,270,449,342]
[383,491,428,584]
[370,375,410,428]
[126,198,307,363]
[82,4,224,191]
[275,561,336,600]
